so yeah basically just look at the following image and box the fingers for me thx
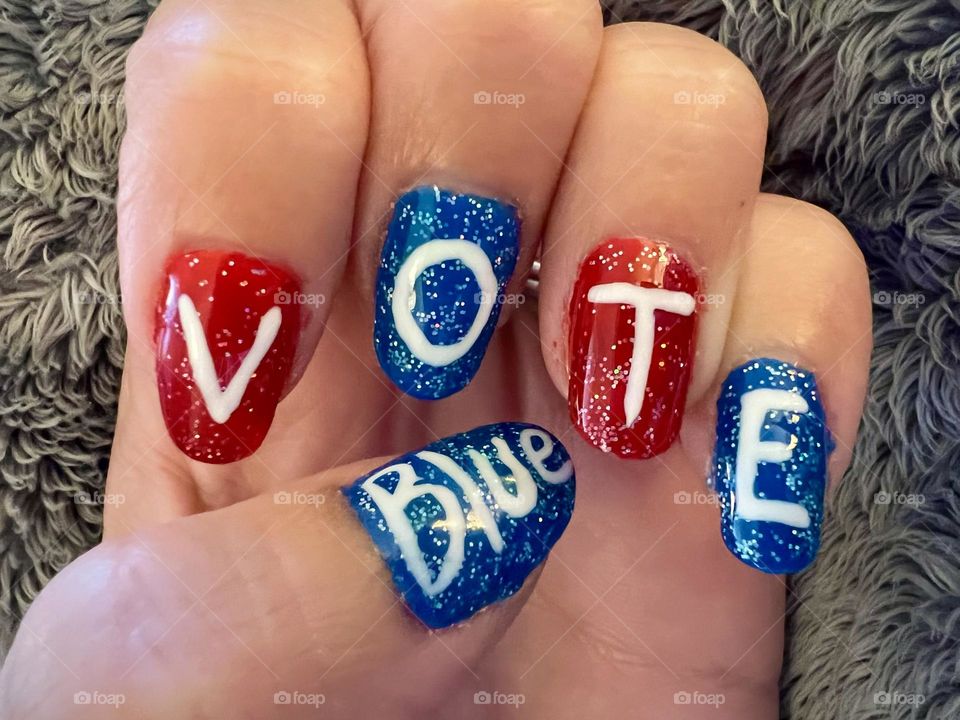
[116,0,369,464]
[703,193,871,573]
[532,21,870,580]
[537,22,768,459]
[2,424,575,719]
[349,0,602,399]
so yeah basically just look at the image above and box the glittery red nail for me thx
[155,250,301,464]
[568,238,700,459]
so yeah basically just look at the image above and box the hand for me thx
[0,1,871,718]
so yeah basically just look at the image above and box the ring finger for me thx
[538,21,768,460]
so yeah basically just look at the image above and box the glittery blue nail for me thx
[374,186,520,399]
[342,423,575,629]
[712,359,830,574]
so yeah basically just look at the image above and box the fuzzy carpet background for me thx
[0,0,958,717]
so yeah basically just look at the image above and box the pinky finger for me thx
[686,193,872,574]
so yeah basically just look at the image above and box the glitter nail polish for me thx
[342,423,575,629]
[712,358,830,574]
[155,250,301,464]
[568,237,700,459]
[374,186,520,400]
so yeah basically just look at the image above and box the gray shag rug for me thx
[1,1,958,717]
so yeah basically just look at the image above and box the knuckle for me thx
[127,2,361,95]
[754,194,872,324]
[768,195,868,279]
[495,0,602,50]
[600,22,767,120]
[391,0,601,77]
[494,0,603,89]
[124,1,368,145]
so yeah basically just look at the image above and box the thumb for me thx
[0,423,574,719]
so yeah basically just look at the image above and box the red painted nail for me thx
[568,238,700,459]
[155,250,301,464]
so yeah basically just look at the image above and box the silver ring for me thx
[525,259,541,298]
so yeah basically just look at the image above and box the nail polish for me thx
[568,237,700,459]
[712,359,830,574]
[374,186,520,400]
[155,250,301,464]
[343,423,575,628]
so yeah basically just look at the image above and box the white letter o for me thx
[392,239,498,367]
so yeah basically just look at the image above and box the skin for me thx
[0,2,872,718]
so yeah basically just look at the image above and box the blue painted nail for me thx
[342,423,575,629]
[374,186,520,399]
[712,359,830,574]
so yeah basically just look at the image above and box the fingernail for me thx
[343,422,575,628]
[712,358,830,574]
[568,237,700,459]
[374,186,520,400]
[155,250,301,464]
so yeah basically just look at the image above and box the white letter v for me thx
[177,294,283,424]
